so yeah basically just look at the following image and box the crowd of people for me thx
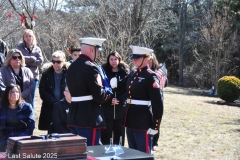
[0,31,168,154]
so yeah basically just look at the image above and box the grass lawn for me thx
[33,86,240,160]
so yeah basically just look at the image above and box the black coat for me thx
[102,65,129,120]
[38,64,68,130]
[120,66,164,130]
[51,99,70,133]
[66,54,110,129]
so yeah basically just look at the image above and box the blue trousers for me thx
[70,127,101,146]
[31,80,38,109]
[126,128,153,154]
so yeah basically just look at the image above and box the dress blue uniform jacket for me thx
[0,102,35,151]
[120,66,164,130]
[66,54,111,129]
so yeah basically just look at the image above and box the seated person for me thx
[49,86,71,134]
[0,83,34,152]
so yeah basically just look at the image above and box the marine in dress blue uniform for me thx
[66,38,112,146]
[120,46,164,154]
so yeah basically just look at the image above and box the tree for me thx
[215,0,240,31]
[63,0,167,66]
[192,7,238,86]
[0,0,24,46]
[170,0,203,86]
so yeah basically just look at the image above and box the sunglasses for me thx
[12,56,22,60]
[52,60,62,64]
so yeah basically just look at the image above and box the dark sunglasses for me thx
[52,60,62,64]
[12,56,22,60]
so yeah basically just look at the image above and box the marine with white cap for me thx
[66,37,112,146]
[119,45,164,154]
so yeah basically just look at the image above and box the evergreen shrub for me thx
[217,76,240,102]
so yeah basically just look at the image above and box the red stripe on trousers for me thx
[145,131,149,154]
[92,128,96,146]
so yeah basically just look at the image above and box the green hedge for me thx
[217,76,240,102]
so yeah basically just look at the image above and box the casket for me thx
[6,133,87,160]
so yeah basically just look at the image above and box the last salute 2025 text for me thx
[7,153,57,159]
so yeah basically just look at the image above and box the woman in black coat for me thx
[101,51,129,145]
[38,50,70,131]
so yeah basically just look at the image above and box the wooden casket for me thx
[6,133,87,160]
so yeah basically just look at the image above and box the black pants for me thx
[101,119,125,146]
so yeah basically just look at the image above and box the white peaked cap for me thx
[129,45,153,59]
[79,37,106,47]
[130,45,153,54]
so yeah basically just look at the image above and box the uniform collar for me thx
[79,54,93,62]
[137,66,148,73]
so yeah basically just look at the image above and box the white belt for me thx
[72,95,93,102]
[127,99,151,105]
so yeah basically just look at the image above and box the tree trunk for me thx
[178,1,185,86]
[179,53,184,86]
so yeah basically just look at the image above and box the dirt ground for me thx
[33,86,240,160]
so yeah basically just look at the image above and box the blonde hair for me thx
[4,49,26,67]
[52,50,66,62]
[149,53,159,70]
[22,29,37,45]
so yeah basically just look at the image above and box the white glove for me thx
[110,77,118,89]
[147,128,158,135]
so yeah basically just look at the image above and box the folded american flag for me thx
[156,63,168,89]
[97,65,113,95]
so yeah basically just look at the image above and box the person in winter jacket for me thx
[38,50,70,131]
[17,29,44,109]
[0,49,34,104]
[0,83,34,151]
[101,51,129,146]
